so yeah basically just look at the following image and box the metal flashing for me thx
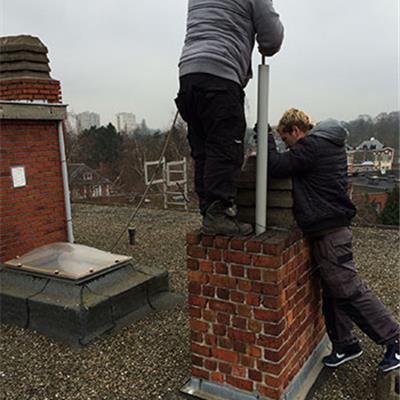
[180,336,331,400]
[181,378,259,400]
[283,335,330,400]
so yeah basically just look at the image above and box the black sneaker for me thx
[378,340,400,373]
[323,342,363,368]
[202,200,253,236]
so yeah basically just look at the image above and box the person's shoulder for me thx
[296,135,319,148]
[303,134,333,147]
[291,135,326,159]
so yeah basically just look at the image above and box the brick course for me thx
[0,78,62,104]
[186,230,325,399]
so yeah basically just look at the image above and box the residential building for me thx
[373,148,395,174]
[356,137,384,151]
[76,111,100,132]
[68,163,112,200]
[116,112,137,134]
[347,147,395,175]
[350,174,399,214]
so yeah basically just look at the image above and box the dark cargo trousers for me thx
[175,73,246,215]
[312,227,400,351]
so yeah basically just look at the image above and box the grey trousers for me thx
[311,227,400,351]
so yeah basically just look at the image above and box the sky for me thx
[1,0,399,130]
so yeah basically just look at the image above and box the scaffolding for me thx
[144,157,188,210]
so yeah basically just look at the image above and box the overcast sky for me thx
[1,0,398,129]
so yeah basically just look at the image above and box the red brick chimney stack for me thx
[182,158,329,400]
[0,35,68,262]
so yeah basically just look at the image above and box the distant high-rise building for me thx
[65,112,79,135]
[76,111,100,132]
[116,112,137,133]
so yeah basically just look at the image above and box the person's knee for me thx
[329,276,366,299]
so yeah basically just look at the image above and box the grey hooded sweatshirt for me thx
[179,0,284,88]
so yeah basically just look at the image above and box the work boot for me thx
[202,200,253,236]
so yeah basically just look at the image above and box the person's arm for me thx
[268,135,316,178]
[251,0,284,57]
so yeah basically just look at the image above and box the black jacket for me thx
[268,119,356,235]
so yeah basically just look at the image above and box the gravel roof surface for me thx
[1,204,399,400]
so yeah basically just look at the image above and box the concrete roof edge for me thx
[0,101,67,120]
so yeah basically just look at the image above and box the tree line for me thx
[65,118,192,195]
[345,111,399,149]
[65,111,399,224]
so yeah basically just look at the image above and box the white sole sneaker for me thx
[324,350,363,368]
[379,362,400,373]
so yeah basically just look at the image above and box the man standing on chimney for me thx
[175,0,284,236]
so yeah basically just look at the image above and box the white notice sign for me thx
[11,166,26,188]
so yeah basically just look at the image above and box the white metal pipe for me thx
[58,121,74,243]
[255,57,270,235]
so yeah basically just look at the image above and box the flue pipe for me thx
[255,56,270,235]
[58,121,74,243]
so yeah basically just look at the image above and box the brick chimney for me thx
[182,156,328,400]
[0,35,68,262]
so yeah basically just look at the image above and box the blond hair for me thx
[277,108,315,134]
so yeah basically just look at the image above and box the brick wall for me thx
[186,230,325,399]
[352,191,389,215]
[0,35,67,262]
[0,78,62,104]
[0,120,67,262]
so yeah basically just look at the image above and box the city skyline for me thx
[66,110,148,132]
